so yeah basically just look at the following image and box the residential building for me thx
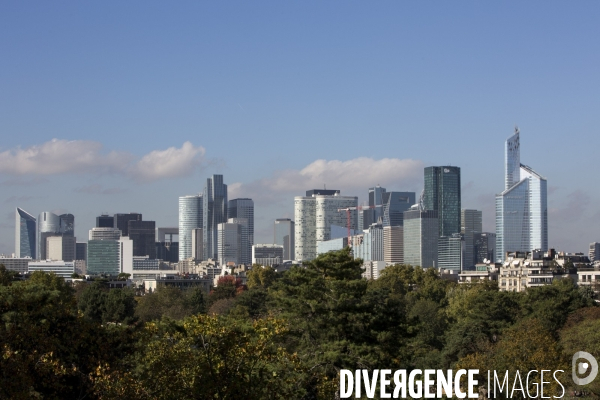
[423,166,461,237]
[461,209,482,269]
[590,242,600,262]
[274,218,295,260]
[498,250,573,292]
[204,175,228,260]
[295,191,357,262]
[15,207,36,259]
[179,195,203,261]
[496,128,548,262]
[403,206,438,268]
[252,244,284,266]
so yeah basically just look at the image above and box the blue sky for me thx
[1,1,599,254]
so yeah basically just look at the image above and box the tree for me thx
[247,265,276,289]
[135,286,207,323]
[103,288,136,324]
[0,264,19,286]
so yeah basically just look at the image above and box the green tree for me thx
[103,287,136,324]
[0,264,19,286]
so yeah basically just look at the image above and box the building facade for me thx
[274,218,295,261]
[204,175,228,261]
[438,234,464,271]
[89,227,122,241]
[496,128,548,262]
[382,192,416,227]
[423,166,461,237]
[383,226,404,264]
[590,242,600,262]
[38,211,65,261]
[46,235,76,262]
[461,209,482,269]
[403,207,438,268]
[179,195,203,261]
[217,222,241,266]
[228,199,254,261]
[128,220,156,258]
[252,244,284,266]
[15,207,36,259]
[114,213,142,237]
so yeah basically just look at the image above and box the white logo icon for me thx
[572,351,598,386]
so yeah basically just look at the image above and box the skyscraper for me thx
[496,128,548,262]
[403,206,438,268]
[38,212,65,260]
[274,218,295,260]
[128,220,156,258]
[179,195,203,261]
[382,192,416,227]
[461,209,482,269]
[15,208,36,258]
[114,213,142,237]
[96,214,114,228]
[295,190,357,262]
[228,217,250,264]
[203,175,228,260]
[590,242,600,262]
[438,233,464,271]
[423,166,461,237]
[383,226,404,264]
[217,221,241,265]
[228,198,254,264]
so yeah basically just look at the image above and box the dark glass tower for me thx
[228,198,254,265]
[423,166,461,237]
[382,191,416,227]
[15,208,37,258]
[114,213,142,236]
[203,175,228,260]
[128,220,156,258]
[96,214,114,228]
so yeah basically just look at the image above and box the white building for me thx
[179,195,203,261]
[46,235,76,262]
[89,227,122,241]
[252,244,284,266]
[294,191,357,262]
[28,260,75,278]
[496,128,548,262]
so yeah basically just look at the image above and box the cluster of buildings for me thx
[2,128,600,294]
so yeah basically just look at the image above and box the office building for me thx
[156,241,178,263]
[191,228,203,261]
[59,214,74,236]
[89,227,121,241]
[382,192,416,227]
[423,166,461,237]
[474,232,496,264]
[228,198,254,264]
[28,261,75,279]
[156,227,178,243]
[252,244,284,266]
[316,237,347,255]
[38,212,65,260]
[204,175,228,260]
[128,220,156,258]
[369,185,386,221]
[114,213,142,236]
[461,209,482,269]
[496,128,548,262]
[15,207,36,259]
[46,235,76,262]
[438,234,464,271]
[0,256,31,274]
[76,242,87,261]
[590,242,600,262]
[96,214,114,228]
[403,206,438,268]
[384,226,404,264]
[217,222,241,265]
[87,237,132,276]
[368,222,384,261]
[274,218,295,260]
[179,195,203,261]
[305,189,340,196]
[295,190,357,262]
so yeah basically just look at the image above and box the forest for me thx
[1,247,599,399]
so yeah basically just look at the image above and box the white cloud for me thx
[0,139,206,182]
[129,141,205,182]
[229,157,424,201]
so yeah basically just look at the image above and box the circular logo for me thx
[573,351,599,386]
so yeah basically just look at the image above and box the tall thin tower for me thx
[203,175,228,260]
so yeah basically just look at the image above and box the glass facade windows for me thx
[423,166,461,237]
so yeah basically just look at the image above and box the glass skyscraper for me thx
[382,191,416,227]
[496,128,548,262]
[203,175,228,260]
[178,195,203,261]
[38,211,65,260]
[228,198,254,264]
[15,208,36,258]
[423,166,461,237]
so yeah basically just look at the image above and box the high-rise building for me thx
[191,228,203,261]
[46,236,76,262]
[382,192,416,227]
[89,227,121,241]
[438,234,464,271]
[496,128,548,262]
[87,237,132,276]
[217,222,241,265]
[590,242,600,262]
[252,244,284,266]
[274,219,295,261]
[474,232,496,264]
[369,185,386,221]
[128,220,156,258]
[156,227,179,263]
[179,195,203,261]
[15,208,36,259]
[461,209,482,269]
[76,242,87,262]
[228,199,254,264]
[423,166,461,237]
[38,212,65,260]
[383,226,404,264]
[295,190,357,262]
[114,213,142,237]
[403,207,438,268]
[228,217,250,264]
[204,175,228,260]
[96,214,114,228]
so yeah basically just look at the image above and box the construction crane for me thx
[337,204,383,246]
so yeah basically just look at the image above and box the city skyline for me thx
[1,2,599,255]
